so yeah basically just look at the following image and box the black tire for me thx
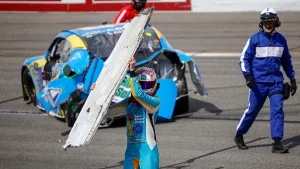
[65,111,75,128]
[22,69,36,105]
[64,102,76,127]
[174,75,189,115]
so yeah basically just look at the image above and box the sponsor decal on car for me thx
[113,78,131,102]
[42,87,62,106]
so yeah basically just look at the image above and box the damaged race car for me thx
[21,23,208,127]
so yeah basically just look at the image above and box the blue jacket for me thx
[239,31,295,83]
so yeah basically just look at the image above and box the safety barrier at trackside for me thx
[1,0,299,12]
[191,0,300,12]
[0,0,191,12]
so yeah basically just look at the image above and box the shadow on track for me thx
[97,161,123,169]
[160,137,268,169]
[189,97,222,115]
[0,96,22,104]
[246,135,300,151]
[96,137,269,169]
[282,135,300,150]
[61,130,71,136]
[94,135,265,169]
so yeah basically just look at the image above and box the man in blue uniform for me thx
[91,57,160,168]
[235,8,297,153]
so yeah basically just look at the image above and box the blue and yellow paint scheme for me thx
[21,23,207,126]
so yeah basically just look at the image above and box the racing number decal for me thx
[48,88,62,104]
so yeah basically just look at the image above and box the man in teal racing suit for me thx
[91,57,161,168]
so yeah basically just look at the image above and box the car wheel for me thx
[174,75,189,115]
[22,69,37,106]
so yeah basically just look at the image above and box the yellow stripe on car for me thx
[151,27,164,39]
[67,35,87,49]
[28,58,47,68]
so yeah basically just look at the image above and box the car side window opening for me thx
[43,38,71,81]
[53,40,66,61]
[59,41,72,63]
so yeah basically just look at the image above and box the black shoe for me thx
[272,140,289,153]
[234,134,249,150]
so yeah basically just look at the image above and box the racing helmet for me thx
[132,0,147,11]
[259,8,281,33]
[135,67,158,95]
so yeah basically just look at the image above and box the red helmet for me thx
[132,0,147,11]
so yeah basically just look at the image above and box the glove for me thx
[291,80,297,96]
[245,75,255,89]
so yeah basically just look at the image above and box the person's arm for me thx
[128,58,160,114]
[90,83,127,108]
[239,38,255,77]
[113,8,128,24]
[281,38,297,96]
[281,39,295,81]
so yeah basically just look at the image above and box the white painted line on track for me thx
[0,109,46,115]
[186,52,241,58]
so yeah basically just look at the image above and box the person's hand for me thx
[90,83,96,90]
[291,80,297,96]
[129,57,136,71]
[245,75,255,89]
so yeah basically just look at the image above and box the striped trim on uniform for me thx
[255,47,284,58]
[129,78,155,109]
[146,112,157,150]
[240,39,250,72]
[115,10,127,24]
[236,89,251,132]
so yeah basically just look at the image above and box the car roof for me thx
[68,23,152,38]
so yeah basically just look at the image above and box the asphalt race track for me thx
[0,12,300,169]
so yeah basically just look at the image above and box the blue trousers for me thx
[236,82,284,140]
[124,143,159,169]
